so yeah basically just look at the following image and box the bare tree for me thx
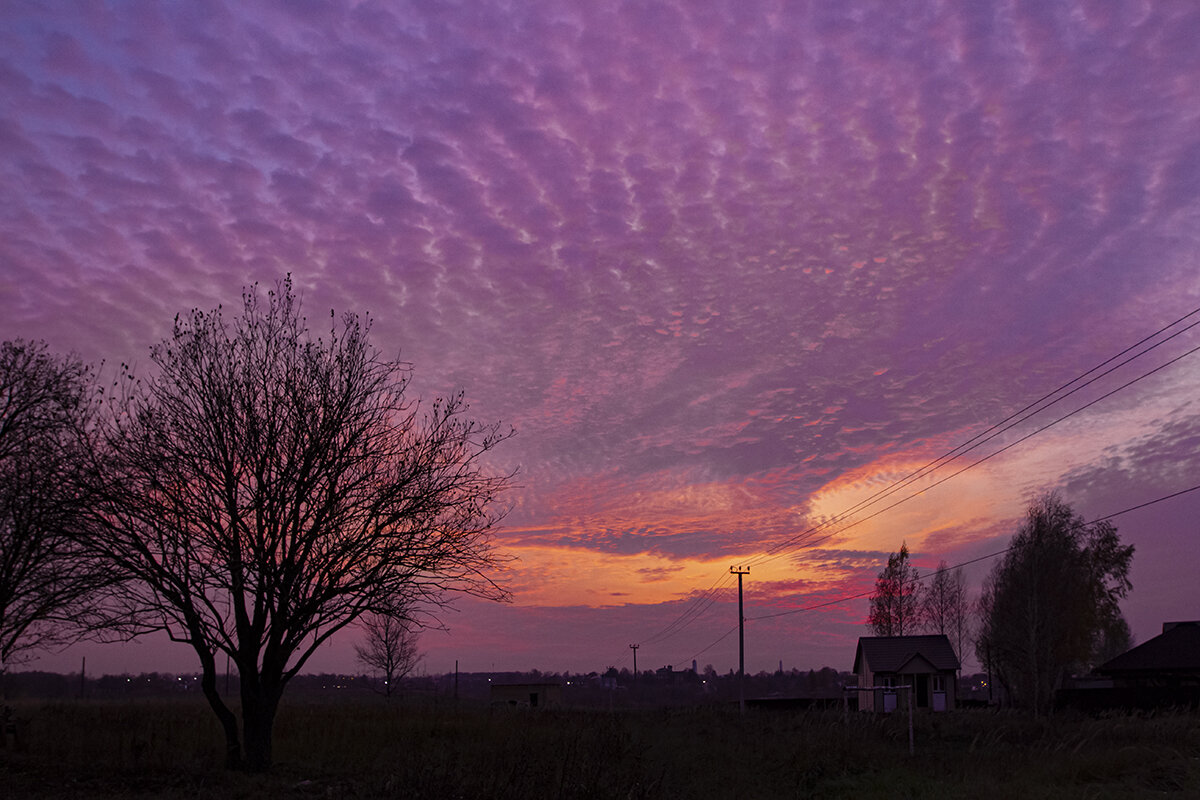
[867,542,922,637]
[0,341,110,672]
[81,279,513,770]
[355,611,421,698]
[922,560,971,666]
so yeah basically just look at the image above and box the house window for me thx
[932,676,945,692]
[880,676,898,712]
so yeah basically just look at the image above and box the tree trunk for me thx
[198,658,242,770]
[241,683,281,772]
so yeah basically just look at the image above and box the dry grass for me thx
[2,699,1198,798]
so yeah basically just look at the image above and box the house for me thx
[852,635,960,712]
[1097,621,1200,685]
[1087,621,1200,709]
[489,682,563,708]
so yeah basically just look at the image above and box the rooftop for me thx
[853,634,960,674]
[1098,621,1200,674]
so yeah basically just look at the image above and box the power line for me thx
[746,548,1008,622]
[658,478,1199,670]
[1092,483,1200,522]
[638,571,735,647]
[628,305,1200,660]
[744,307,1200,568]
[670,624,739,671]
[610,572,734,671]
[741,333,1200,572]
[744,482,1200,623]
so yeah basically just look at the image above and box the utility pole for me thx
[629,644,639,678]
[730,565,750,713]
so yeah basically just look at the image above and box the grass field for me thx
[2,699,1198,798]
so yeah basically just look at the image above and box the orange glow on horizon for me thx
[504,543,843,609]
[502,382,1200,611]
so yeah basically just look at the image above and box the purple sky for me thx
[3,1,1199,678]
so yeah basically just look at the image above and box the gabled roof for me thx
[1097,621,1200,675]
[853,635,960,674]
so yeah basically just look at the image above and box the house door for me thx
[916,674,929,708]
[932,676,947,711]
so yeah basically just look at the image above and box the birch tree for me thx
[922,560,970,665]
[975,493,1132,714]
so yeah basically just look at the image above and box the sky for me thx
[2,0,1199,679]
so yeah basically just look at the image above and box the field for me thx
[2,699,1198,798]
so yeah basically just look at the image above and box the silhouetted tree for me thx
[354,610,421,698]
[82,279,513,770]
[0,341,110,672]
[975,493,1133,714]
[922,560,971,666]
[867,542,922,636]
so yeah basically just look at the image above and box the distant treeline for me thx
[4,666,992,708]
[2,671,380,701]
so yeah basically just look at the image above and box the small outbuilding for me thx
[489,682,563,708]
[852,634,960,712]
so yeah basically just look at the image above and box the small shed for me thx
[489,682,563,708]
[853,635,960,712]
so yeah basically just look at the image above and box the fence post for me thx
[908,684,914,756]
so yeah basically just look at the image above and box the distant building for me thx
[852,635,960,712]
[1098,621,1200,684]
[1082,621,1200,709]
[489,682,563,708]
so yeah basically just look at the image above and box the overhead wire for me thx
[607,569,735,671]
[659,481,1200,669]
[744,482,1200,623]
[625,304,1200,663]
[638,571,735,647]
[743,336,1200,571]
[743,306,1200,568]
[670,624,740,671]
